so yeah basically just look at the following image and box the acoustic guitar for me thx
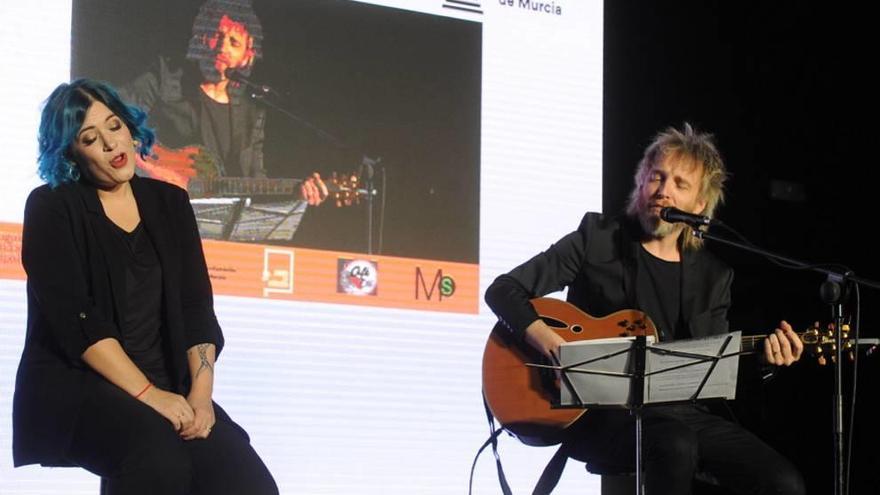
[136,143,364,206]
[482,297,845,446]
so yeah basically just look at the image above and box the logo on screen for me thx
[497,0,562,15]
[441,0,483,15]
[338,259,378,296]
[415,267,456,301]
[262,248,294,297]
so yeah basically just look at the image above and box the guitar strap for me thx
[532,445,569,495]
[472,394,570,495]
[470,394,513,495]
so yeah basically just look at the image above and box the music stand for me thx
[190,197,308,242]
[532,332,746,495]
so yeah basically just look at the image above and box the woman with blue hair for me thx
[12,78,278,495]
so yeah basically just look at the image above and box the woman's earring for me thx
[65,160,78,179]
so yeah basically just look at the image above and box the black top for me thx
[105,219,172,390]
[201,92,239,177]
[637,245,687,341]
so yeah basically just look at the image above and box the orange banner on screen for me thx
[0,223,478,314]
[203,240,479,313]
[0,223,23,281]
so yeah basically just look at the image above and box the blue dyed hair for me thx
[37,79,155,188]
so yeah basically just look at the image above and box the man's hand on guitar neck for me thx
[524,319,567,365]
[763,320,804,366]
[300,172,329,206]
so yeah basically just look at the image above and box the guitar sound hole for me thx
[540,316,568,328]
[571,325,583,334]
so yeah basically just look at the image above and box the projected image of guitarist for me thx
[120,0,330,223]
[484,124,806,495]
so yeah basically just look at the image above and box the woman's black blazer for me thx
[13,175,224,467]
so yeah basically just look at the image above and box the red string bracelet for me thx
[134,382,153,399]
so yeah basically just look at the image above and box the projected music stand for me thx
[190,197,308,242]
[535,333,744,495]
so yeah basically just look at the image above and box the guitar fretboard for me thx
[188,177,304,198]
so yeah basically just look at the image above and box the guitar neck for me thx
[138,144,362,203]
[740,330,839,353]
[739,332,805,353]
[740,334,767,353]
[188,177,303,198]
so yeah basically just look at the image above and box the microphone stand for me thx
[360,158,375,254]
[230,78,348,149]
[688,225,880,495]
[227,72,384,251]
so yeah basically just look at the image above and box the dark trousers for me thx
[566,405,806,495]
[64,376,278,495]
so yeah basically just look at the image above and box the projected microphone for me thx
[659,207,714,227]
[224,69,274,96]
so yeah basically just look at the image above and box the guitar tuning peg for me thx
[803,327,819,345]
[848,351,855,362]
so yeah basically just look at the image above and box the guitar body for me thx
[136,144,203,190]
[482,297,657,446]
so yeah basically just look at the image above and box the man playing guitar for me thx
[485,123,805,494]
[120,0,328,206]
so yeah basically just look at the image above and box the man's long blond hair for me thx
[626,123,728,250]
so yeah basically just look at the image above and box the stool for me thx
[587,463,729,495]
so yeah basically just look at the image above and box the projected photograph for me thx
[71,0,481,264]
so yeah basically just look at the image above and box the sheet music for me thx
[558,336,654,406]
[647,331,740,403]
[557,332,740,407]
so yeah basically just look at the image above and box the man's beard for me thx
[638,210,680,239]
[199,59,223,83]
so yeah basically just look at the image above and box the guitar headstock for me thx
[801,322,857,365]
[328,172,363,208]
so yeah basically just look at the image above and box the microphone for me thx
[659,207,714,227]
[224,69,274,96]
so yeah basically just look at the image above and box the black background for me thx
[604,2,876,492]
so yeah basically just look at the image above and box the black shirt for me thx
[201,92,239,177]
[105,219,172,390]
[637,245,688,341]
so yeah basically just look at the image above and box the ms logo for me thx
[415,267,456,301]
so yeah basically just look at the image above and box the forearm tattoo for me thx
[192,343,214,380]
